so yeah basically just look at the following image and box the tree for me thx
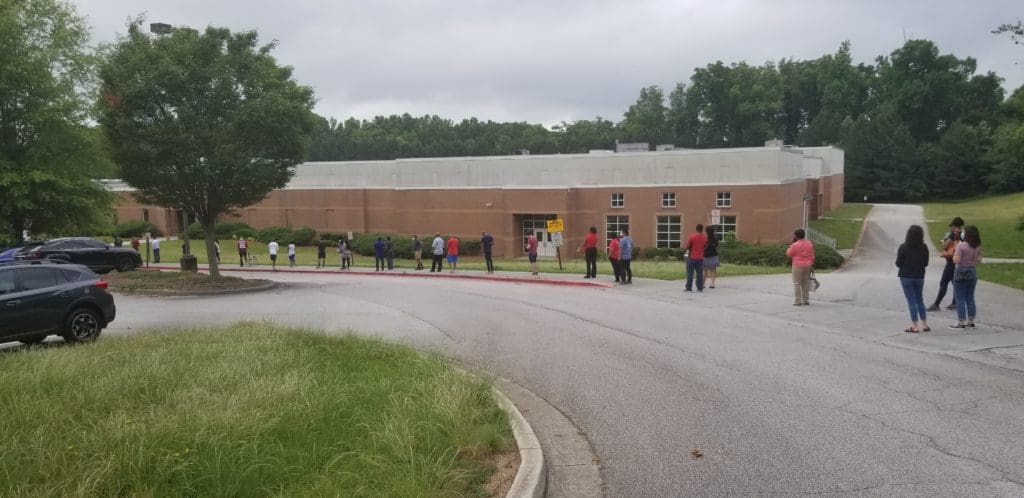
[618,86,669,147]
[98,22,316,277]
[0,0,112,244]
[843,108,922,202]
[993,20,1024,45]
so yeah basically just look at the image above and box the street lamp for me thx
[149,22,195,271]
[802,193,815,232]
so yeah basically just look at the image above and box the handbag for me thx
[808,269,821,292]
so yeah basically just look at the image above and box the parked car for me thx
[0,260,116,345]
[0,241,45,263]
[18,237,142,273]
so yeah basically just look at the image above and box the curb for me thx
[492,386,546,498]
[143,265,614,289]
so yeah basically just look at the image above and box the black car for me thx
[0,260,116,345]
[18,237,142,273]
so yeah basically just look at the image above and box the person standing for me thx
[896,225,930,333]
[786,229,815,306]
[481,232,495,273]
[373,236,386,271]
[385,236,395,270]
[131,237,140,252]
[288,241,296,267]
[412,235,423,270]
[268,239,279,270]
[578,226,599,278]
[113,236,123,247]
[950,225,983,329]
[316,239,327,268]
[341,239,352,270]
[684,224,708,292]
[237,236,248,267]
[928,217,964,311]
[608,232,622,283]
[526,230,539,275]
[151,236,161,263]
[446,235,460,273]
[431,233,444,272]
[619,230,633,284]
[703,225,719,289]
[214,240,220,262]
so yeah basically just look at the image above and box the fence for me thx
[807,227,836,249]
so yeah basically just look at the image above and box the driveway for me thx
[105,204,1024,496]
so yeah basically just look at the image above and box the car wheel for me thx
[62,308,102,343]
[19,334,48,345]
[117,255,136,272]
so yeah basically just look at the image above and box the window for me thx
[661,192,676,208]
[18,267,60,291]
[716,192,732,208]
[656,215,682,248]
[606,216,629,247]
[142,208,150,222]
[611,193,624,208]
[0,270,15,294]
[712,215,737,241]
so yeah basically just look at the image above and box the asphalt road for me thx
[105,204,1024,496]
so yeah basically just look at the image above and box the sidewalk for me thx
[141,262,615,289]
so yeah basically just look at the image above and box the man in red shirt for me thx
[577,226,599,278]
[684,223,708,292]
[446,235,459,273]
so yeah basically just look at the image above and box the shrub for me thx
[813,244,844,269]
[113,220,161,238]
[291,227,318,246]
[718,240,789,266]
[256,226,293,244]
[215,221,255,239]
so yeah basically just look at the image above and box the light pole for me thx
[150,22,195,272]
[802,194,815,232]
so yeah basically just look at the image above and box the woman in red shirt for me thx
[578,226,599,279]
[608,233,622,283]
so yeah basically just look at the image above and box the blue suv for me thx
[0,261,116,345]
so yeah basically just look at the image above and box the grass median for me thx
[0,324,513,496]
[810,203,872,250]
[921,192,1024,259]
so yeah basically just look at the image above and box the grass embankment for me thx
[0,324,512,496]
[920,193,1024,290]
[104,270,270,294]
[139,240,788,280]
[810,203,872,250]
[921,192,1024,259]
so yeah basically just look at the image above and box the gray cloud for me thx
[74,0,1024,126]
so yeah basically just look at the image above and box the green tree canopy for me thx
[0,0,111,244]
[98,22,316,276]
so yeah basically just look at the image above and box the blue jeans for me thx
[899,277,927,323]
[953,267,978,322]
[685,258,704,291]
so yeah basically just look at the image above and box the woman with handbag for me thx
[786,229,815,306]
[896,225,930,333]
[950,225,982,329]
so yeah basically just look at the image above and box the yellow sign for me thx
[546,219,564,233]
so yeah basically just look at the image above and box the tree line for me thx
[308,40,1024,202]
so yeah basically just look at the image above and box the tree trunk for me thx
[202,221,221,279]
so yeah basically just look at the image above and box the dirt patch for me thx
[104,270,272,295]
[485,440,520,497]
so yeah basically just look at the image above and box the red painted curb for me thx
[142,265,615,289]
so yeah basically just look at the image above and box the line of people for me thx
[896,217,982,333]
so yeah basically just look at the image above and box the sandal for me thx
[904,327,919,333]
[949,323,967,329]
[922,326,931,332]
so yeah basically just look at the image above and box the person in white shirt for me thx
[287,242,296,267]
[431,233,445,272]
[268,239,280,270]
[151,237,161,263]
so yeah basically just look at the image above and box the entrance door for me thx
[535,229,556,257]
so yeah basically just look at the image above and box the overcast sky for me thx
[73,0,1023,126]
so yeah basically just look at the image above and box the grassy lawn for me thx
[921,192,1024,259]
[810,203,872,250]
[0,324,511,496]
[980,263,1024,291]
[139,239,788,280]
